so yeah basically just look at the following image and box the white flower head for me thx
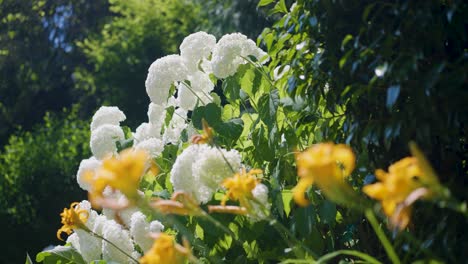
[211,33,268,78]
[135,138,164,158]
[102,220,136,263]
[149,220,164,233]
[180,31,217,73]
[171,144,241,204]
[176,72,214,111]
[74,229,102,262]
[145,55,189,105]
[76,157,101,191]
[66,233,80,252]
[90,106,126,131]
[148,103,166,126]
[133,122,161,144]
[249,183,270,221]
[90,124,125,160]
[129,212,153,252]
[163,108,188,144]
[170,144,203,202]
[193,147,241,192]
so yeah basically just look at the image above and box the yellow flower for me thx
[151,192,203,216]
[221,168,262,210]
[140,233,191,264]
[363,156,437,230]
[86,148,150,204]
[191,119,214,144]
[56,202,89,241]
[293,143,356,206]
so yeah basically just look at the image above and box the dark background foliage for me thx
[260,0,468,261]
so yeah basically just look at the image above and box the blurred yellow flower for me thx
[56,202,89,241]
[151,191,203,216]
[140,233,191,264]
[191,119,214,144]
[221,168,262,210]
[363,156,439,230]
[293,143,356,206]
[86,148,151,205]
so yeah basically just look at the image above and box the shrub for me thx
[0,107,90,262]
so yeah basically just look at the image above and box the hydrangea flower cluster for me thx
[63,31,272,262]
[170,144,242,204]
[65,200,164,263]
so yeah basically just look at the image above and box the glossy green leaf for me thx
[36,246,86,264]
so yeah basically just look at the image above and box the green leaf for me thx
[258,89,279,130]
[214,118,244,147]
[386,85,400,110]
[318,200,337,225]
[282,189,293,217]
[268,0,288,15]
[25,253,33,264]
[222,104,240,121]
[36,246,86,264]
[192,103,222,129]
[258,0,275,7]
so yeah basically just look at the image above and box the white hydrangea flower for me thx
[75,229,102,262]
[76,157,101,191]
[90,106,126,131]
[133,122,161,144]
[102,220,136,263]
[171,144,241,203]
[145,55,189,105]
[61,201,102,262]
[249,183,270,221]
[135,138,164,158]
[176,83,198,111]
[163,108,188,144]
[193,147,241,198]
[129,212,153,252]
[190,71,215,94]
[211,33,268,78]
[200,59,213,74]
[66,233,80,252]
[92,215,108,235]
[149,220,164,233]
[77,200,99,228]
[177,71,215,111]
[148,103,166,126]
[101,191,137,227]
[180,31,217,73]
[170,144,203,202]
[90,124,125,160]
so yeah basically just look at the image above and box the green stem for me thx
[88,230,140,264]
[181,81,210,106]
[267,217,317,259]
[365,209,400,264]
[215,145,236,173]
[316,249,382,264]
[201,211,245,246]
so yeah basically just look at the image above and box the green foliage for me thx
[36,246,86,264]
[196,0,271,39]
[0,0,109,145]
[0,107,89,263]
[259,0,468,261]
[74,0,206,128]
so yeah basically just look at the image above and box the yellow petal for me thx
[293,177,314,207]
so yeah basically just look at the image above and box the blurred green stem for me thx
[316,249,382,264]
[365,209,401,264]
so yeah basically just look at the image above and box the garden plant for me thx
[24,0,468,263]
